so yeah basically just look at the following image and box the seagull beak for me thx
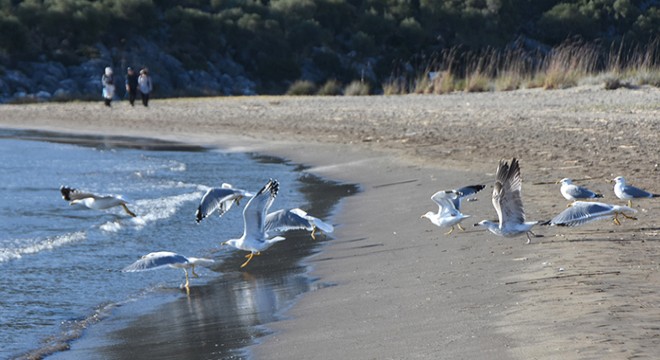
[555,179,561,184]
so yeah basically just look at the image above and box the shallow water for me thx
[0,129,355,359]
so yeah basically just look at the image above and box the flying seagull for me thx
[60,186,137,217]
[222,179,286,268]
[195,183,254,223]
[612,176,658,207]
[122,251,215,291]
[476,158,540,244]
[264,208,334,240]
[421,184,485,235]
[558,178,603,201]
[543,201,637,227]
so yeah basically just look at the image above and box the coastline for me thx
[2,86,659,359]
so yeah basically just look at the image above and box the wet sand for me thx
[2,85,659,359]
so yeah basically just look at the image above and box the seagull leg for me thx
[444,226,454,235]
[613,214,621,226]
[240,252,260,268]
[121,204,137,217]
[525,232,532,245]
[457,223,465,231]
[191,265,199,278]
[621,212,638,221]
[183,268,190,290]
[311,227,317,240]
[628,200,633,208]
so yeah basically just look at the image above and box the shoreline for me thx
[2,87,659,359]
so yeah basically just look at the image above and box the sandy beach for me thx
[2,85,659,359]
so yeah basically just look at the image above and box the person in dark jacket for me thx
[125,67,139,106]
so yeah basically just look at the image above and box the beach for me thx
[1,85,659,359]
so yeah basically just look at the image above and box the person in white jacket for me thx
[138,68,153,107]
[101,67,115,107]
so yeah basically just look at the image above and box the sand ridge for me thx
[1,85,658,359]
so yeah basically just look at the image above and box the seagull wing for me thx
[196,188,243,222]
[431,190,460,216]
[242,179,279,241]
[566,184,599,199]
[122,251,188,272]
[265,208,313,233]
[623,185,654,198]
[452,184,485,210]
[493,159,525,226]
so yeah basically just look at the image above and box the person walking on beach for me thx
[101,67,115,107]
[125,67,139,106]
[138,68,153,107]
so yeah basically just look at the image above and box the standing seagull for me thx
[222,179,286,268]
[612,176,658,207]
[421,185,485,235]
[264,208,334,240]
[60,186,137,217]
[558,178,603,201]
[196,183,254,223]
[122,251,215,292]
[476,158,539,244]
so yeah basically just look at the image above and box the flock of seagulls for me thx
[60,179,333,291]
[423,158,657,243]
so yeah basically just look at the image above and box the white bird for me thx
[558,178,603,201]
[421,184,485,235]
[612,176,658,207]
[544,201,637,227]
[195,183,254,223]
[264,208,334,240]
[60,186,137,217]
[222,179,286,268]
[122,251,215,291]
[476,158,540,244]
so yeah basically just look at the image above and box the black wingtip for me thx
[468,184,486,192]
[195,208,203,223]
[538,220,552,226]
[595,193,604,198]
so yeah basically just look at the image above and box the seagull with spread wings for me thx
[222,179,286,268]
[122,251,214,292]
[476,158,539,244]
[60,186,137,217]
[264,208,334,240]
[421,185,485,235]
[195,183,254,223]
[544,201,637,227]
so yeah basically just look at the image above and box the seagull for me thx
[222,179,286,268]
[60,186,137,217]
[421,185,485,235]
[122,251,215,291]
[558,178,603,201]
[476,158,540,244]
[264,208,334,240]
[195,183,254,223]
[612,176,658,207]
[543,201,637,227]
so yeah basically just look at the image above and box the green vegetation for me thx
[0,0,658,94]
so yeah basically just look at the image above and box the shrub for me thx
[317,79,343,96]
[344,80,370,96]
[285,80,316,95]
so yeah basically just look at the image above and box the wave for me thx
[0,231,86,263]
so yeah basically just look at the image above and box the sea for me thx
[0,129,355,359]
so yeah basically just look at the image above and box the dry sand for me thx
[1,85,659,359]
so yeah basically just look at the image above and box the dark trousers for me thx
[141,92,150,107]
[128,89,137,106]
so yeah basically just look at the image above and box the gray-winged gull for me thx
[221,179,286,268]
[476,158,540,244]
[265,208,333,240]
[422,184,485,235]
[612,176,658,207]
[196,183,254,223]
[60,186,137,217]
[559,178,603,201]
[543,201,637,227]
[122,251,215,291]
